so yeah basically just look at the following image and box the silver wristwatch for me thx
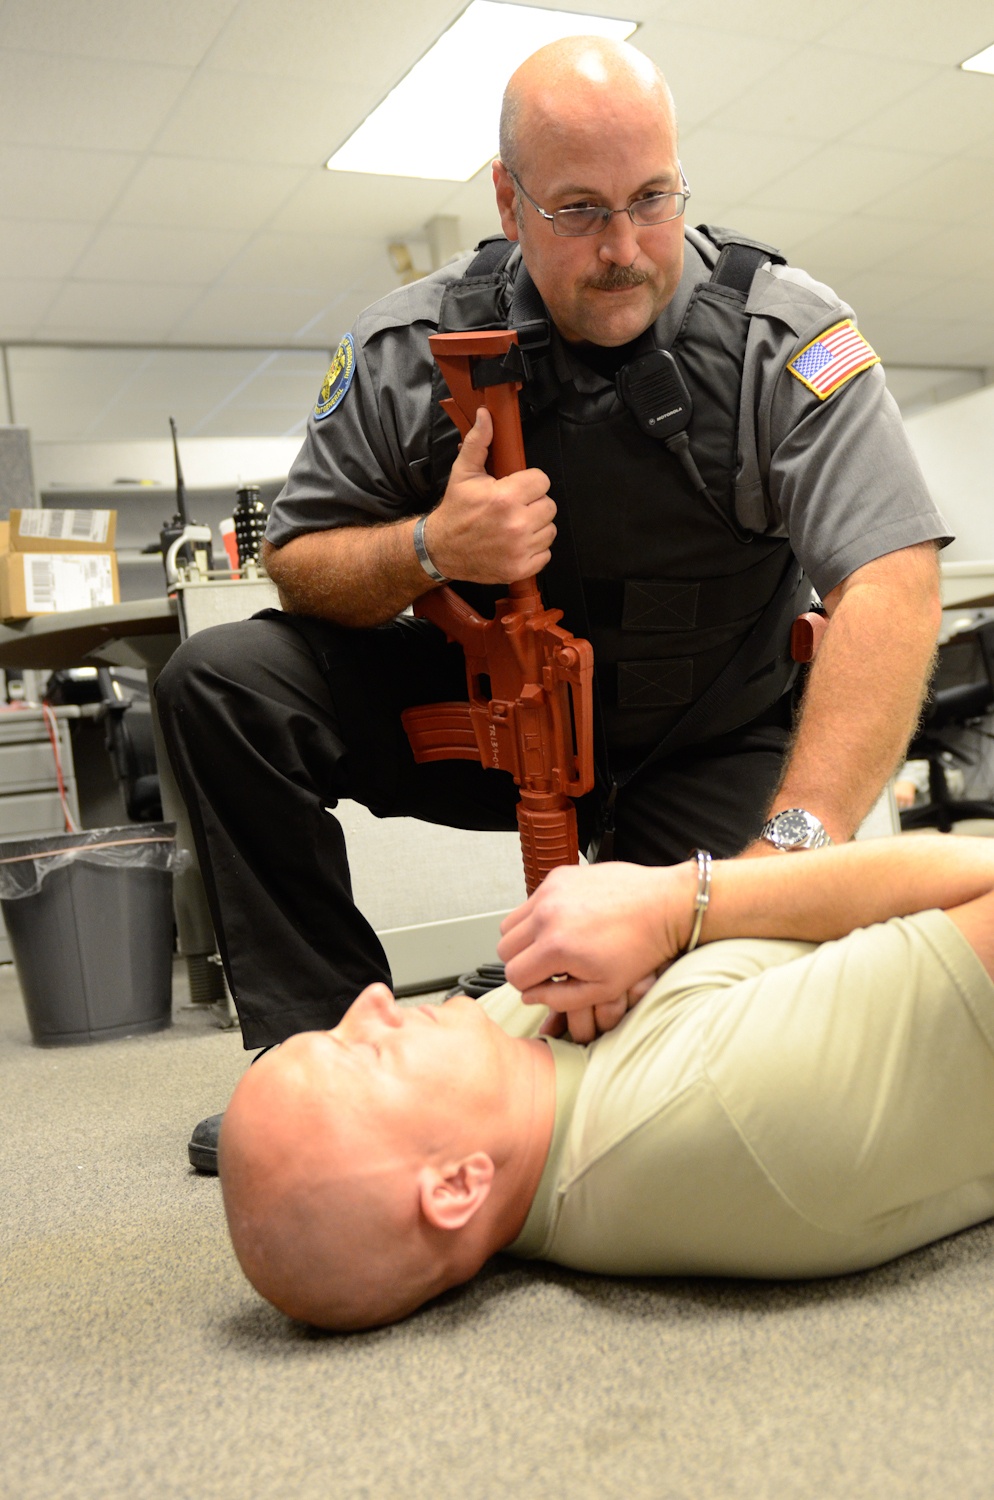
[759,808,832,852]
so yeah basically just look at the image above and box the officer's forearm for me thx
[262,523,442,627]
[761,543,941,845]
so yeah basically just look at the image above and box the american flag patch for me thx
[787,319,879,399]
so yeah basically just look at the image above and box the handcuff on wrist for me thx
[683,848,712,954]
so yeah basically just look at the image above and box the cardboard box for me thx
[7,508,117,553]
[0,550,120,621]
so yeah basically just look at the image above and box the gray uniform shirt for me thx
[268,228,949,601]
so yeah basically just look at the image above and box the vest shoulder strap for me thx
[464,234,516,279]
[694,222,787,297]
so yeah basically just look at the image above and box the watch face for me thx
[775,810,814,846]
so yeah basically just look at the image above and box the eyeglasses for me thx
[510,170,690,238]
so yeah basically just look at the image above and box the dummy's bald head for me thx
[499,36,676,180]
[220,1039,454,1330]
[217,986,555,1332]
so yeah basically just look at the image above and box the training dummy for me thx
[220,835,994,1331]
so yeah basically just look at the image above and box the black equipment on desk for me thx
[158,417,213,579]
[232,484,268,568]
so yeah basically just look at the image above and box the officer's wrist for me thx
[413,514,447,584]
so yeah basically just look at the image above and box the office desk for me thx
[0,597,179,674]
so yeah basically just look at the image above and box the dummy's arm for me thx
[745,541,941,851]
[262,409,555,628]
[497,833,994,1028]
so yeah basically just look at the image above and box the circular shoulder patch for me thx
[314,334,356,420]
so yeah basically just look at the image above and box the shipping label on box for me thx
[0,551,119,619]
[8,508,117,551]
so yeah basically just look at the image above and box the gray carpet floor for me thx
[3,959,994,1500]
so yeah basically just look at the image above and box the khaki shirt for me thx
[488,910,994,1279]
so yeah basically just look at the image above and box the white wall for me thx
[33,436,304,494]
[904,384,994,563]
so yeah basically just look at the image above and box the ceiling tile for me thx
[678,127,824,204]
[887,275,994,323]
[869,225,994,281]
[0,51,190,152]
[0,221,95,279]
[0,0,240,66]
[169,284,342,343]
[846,70,994,156]
[0,279,62,337]
[411,166,505,259]
[636,0,866,45]
[111,156,308,232]
[200,0,459,86]
[884,367,984,412]
[703,44,935,140]
[274,171,456,241]
[219,233,390,289]
[785,215,938,278]
[963,130,994,162]
[632,19,799,130]
[39,281,204,339]
[150,68,372,167]
[828,267,938,319]
[818,0,994,67]
[0,144,139,223]
[294,283,400,346]
[749,142,942,215]
[696,206,837,257]
[863,153,993,227]
[859,313,992,366]
[73,225,252,284]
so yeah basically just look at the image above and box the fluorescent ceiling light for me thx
[961,42,994,74]
[326,1,637,182]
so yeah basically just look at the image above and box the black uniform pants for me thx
[154,611,790,1048]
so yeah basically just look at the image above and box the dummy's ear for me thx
[492,161,521,242]
[418,1152,495,1231]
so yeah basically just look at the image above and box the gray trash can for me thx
[0,823,177,1047]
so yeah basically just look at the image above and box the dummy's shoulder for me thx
[354,252,479,342]
[746,261,853,339]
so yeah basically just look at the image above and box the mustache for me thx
[585,265,651,292]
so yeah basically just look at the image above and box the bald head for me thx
[216,987,557,1332]
[493,37,685,347]
[499,37,676,179]
[219,1036,455,1330]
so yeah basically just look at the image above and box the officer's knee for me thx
[155,620,281,719]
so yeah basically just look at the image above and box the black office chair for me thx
[95,668,163,823]
[45,666,163,824]
[900,620,994,833]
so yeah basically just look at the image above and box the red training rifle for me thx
[401,329,595,895]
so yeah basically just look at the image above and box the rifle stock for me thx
[401,330,595,894]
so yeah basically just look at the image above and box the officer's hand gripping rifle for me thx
[400,330,595,895]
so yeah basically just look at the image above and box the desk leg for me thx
[146,665,231,1015]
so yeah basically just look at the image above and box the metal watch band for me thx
[760,808,832,852]
[413,515,446,583]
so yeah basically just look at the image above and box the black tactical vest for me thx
[429,228,810,760]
